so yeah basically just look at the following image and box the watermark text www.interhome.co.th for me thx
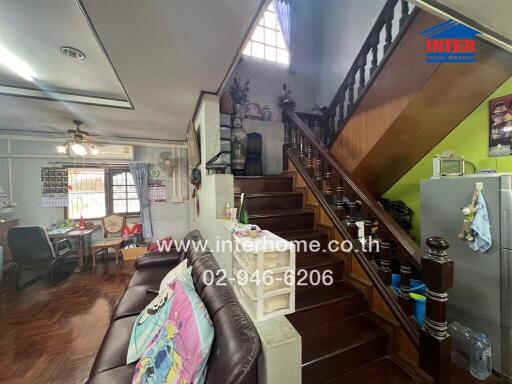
[155,236,380,254]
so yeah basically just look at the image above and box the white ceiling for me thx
[437,0,511,42]
[411,0,512,51]
[0,0,262,141]
[0,0,127,99]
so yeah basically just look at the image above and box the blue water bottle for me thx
[470,332,492,380]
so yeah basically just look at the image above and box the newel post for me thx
[419,236,453,384]
[283,111,291,171]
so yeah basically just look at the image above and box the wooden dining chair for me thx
[90,214,125,267]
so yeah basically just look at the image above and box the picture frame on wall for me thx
[489,94,512,157]
[186,120,201,168]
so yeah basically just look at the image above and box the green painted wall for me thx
[384,76,512,243]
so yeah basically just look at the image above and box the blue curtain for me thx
[273,0,295,73]
[129,162,153,239]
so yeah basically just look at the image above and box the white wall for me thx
[0,138,190,241]
[190,94,235,273]
[316,0,386,105]
[227,0,392,114]
[227,0,322,121]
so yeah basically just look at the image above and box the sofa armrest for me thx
[135,250,182,270]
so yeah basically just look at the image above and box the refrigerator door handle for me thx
[501,188,512,250]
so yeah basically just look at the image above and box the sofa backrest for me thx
[187,231,260,384]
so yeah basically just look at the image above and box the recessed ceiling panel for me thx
[0,0,129,102]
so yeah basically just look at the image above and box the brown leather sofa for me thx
[87,230,260,384]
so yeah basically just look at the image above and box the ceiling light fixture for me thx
[60,46,86,60]
[70,142,88,157]
[56,145,67,154]
[0,45,36,81]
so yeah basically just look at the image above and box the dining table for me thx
[48,225,101,271]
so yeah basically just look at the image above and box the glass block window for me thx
[243,2,290,65]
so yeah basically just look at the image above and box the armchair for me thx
[90,214,126,267]
[7,226,74,288]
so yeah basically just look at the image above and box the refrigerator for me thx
[421,174,512,382]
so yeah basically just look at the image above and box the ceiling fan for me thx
[57,120,99,157]
[66,120,93,143]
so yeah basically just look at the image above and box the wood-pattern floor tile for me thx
[0,262,134,384]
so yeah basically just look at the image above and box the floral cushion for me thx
[132,278,214,384]
[126,261,190,365]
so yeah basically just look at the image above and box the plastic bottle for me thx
[470,333,492,380]
[224,201,231,220]
[448,322,473,369]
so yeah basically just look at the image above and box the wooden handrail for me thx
[284,110,454,383]
[325,0,419,146]
[285,141,421,348]
[287,110,422,270]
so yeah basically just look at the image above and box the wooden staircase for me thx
[235,176,429,384]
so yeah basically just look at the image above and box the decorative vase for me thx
[234,103,246,118]
[220,91,234,114]
[231,115,247,172]
[261,105,272,121]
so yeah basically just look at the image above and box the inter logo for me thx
[421,20,481,63]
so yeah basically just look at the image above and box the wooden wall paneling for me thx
[354,38,512,195]
[330,10,443,172]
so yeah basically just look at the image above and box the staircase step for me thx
[296,253,344,289]
[287,282,365,333]
[301,315,388,383]
[234,176,293,194]
[249,209,314,233]
[278,230,328,256]
[235,191,303,211]
[326,357,416,384]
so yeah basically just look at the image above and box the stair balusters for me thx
[299,134,305,163]
[337,92,345,130]
[314,156,323,190]
[358,54,367,94]
[334,178,345,220]
[347,75,355,112]
[291,125,298,151]
[305,143,314,176]
[362,220,376,261]
[384,10,394,53]
[420,237,453,384]
[370,34,379,75]
[283,110,453,384]
[400,0,410,29]
[379,241,393,286]
[398,258,414,316]
[323,165,333,200]
[325,0,416,139]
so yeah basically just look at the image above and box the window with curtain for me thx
[243,2,290,65]
[67,168,140,219]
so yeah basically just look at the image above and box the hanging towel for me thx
[469,193,492,252]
